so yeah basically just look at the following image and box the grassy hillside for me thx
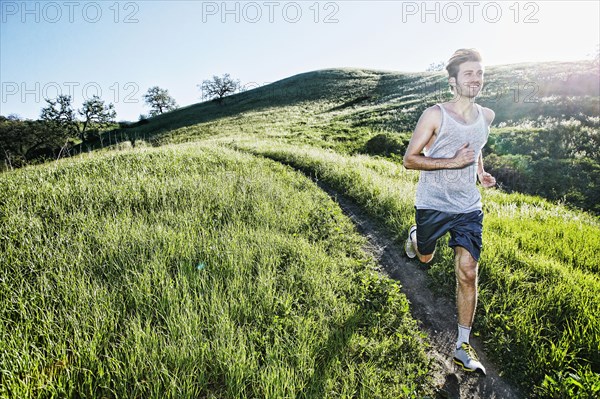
[8,60,597,212]
[97,60,598,214]
[0,144,433,398]
[218,136,600,397]
[94,60,600,396]
[3,60,599,397]
[115,60,598,142]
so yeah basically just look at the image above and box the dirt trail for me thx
[315,180,523,399]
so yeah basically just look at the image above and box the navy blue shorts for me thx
[415,208,483,261]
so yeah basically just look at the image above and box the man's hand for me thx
[453,143,476,168]
[478,171,496,188]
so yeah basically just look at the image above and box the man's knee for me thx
[455,248,478,284]
[418,252,434,264]
[458,266,477,285]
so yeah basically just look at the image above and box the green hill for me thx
[222,137,600,397]
[0,144,433,398]
[106,60,599,214]
[119,60,598,140]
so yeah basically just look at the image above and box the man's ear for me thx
[448,77,456,88]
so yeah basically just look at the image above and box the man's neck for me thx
[447,95,477,116]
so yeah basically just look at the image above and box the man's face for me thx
[450,61,484,99]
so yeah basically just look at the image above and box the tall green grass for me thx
[224,136,600,398]
[0,144,434,398]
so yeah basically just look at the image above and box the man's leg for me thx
[455,246,478,328]
[411,227,434,263]
[406,209,451,263]
[453,245,486,375]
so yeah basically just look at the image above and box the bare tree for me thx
[199,73,241,104]
[40,94,78,136]
[143,86,178,117]
[426,61,446,72]
[79,95,116,141]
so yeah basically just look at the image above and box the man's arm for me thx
[477,108,497,188]
[403,107,475,171]
[477,152,496,188]
[477,153,485,176]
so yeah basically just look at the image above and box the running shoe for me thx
[454,343,486,376]
[405,225,417,259]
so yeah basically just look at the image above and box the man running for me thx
[403,48,496,375]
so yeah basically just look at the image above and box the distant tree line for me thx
[2,73,246,170]
[1,86,179,170]
[1,94,117,169]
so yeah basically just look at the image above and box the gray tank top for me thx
[415,103,489,213]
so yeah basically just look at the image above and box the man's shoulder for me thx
[419,104,443,122]
[479,105,495,126]
[424,104,443,114]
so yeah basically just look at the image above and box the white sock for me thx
[457,324,471,348]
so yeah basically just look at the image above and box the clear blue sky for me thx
[1,0,598,121]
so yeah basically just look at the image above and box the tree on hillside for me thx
[143,86,178,117]
[426,61,446,71]
[199,73,241,104]
[78,95,117,141]
[1,116,66,169]
[40,94,78,136]
[2,96,78,168]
